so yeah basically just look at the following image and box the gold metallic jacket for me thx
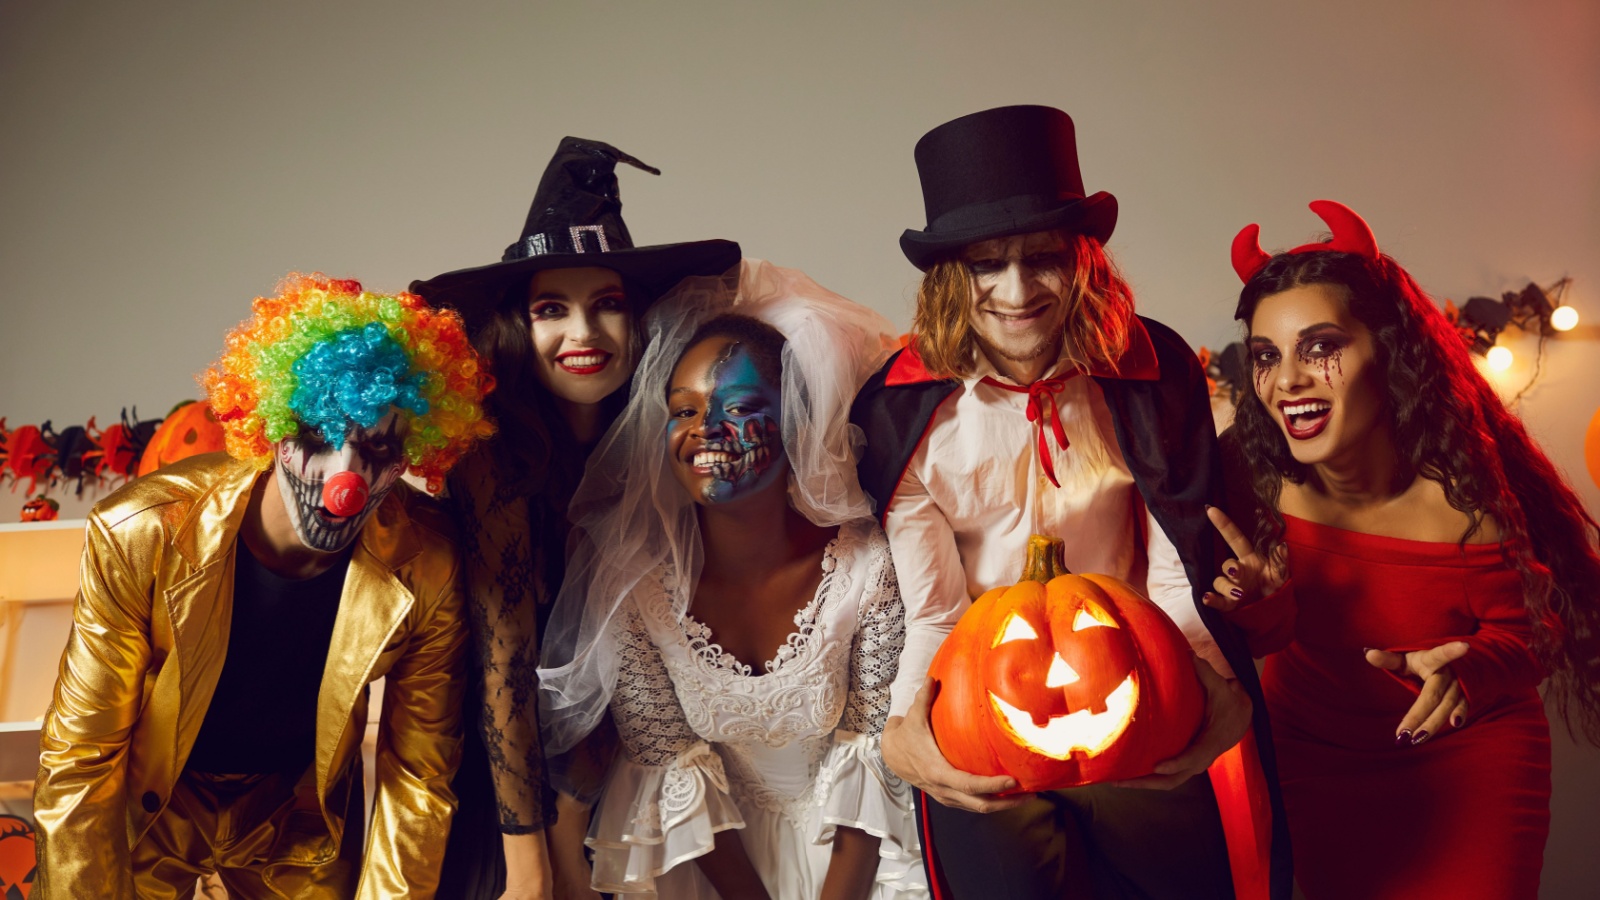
[33,454,467,898]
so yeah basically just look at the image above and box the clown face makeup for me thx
[1247,282,1387,467]
[666,336,785,506]
[963,230,1073,378]
[527,267,637,407]
[273,411,409,552]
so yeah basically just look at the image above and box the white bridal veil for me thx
[538,259,898,752]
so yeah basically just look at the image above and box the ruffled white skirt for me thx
[588,732,926,899]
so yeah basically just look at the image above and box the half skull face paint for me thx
[666,335,785,505]
[273,411,408,552]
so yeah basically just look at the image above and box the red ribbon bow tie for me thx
[981,372,1078,488]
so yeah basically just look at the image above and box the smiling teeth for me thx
[695,451,737,466]
[563,353,606,367]
[1283,401,1331,416]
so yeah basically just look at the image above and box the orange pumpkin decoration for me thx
[20,494,59,522]
[929,534,1204,791]
[136,401,227,477]
[0,814,35,899]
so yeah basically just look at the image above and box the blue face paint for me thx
[666,341,784,505]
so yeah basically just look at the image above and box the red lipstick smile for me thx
[1279,399,1333,440]
[556,349,612,376]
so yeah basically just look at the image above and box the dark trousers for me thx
[923,772,1235,900]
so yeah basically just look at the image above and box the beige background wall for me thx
[2,1,1597,895]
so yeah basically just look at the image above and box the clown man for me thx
[33,274,495,899]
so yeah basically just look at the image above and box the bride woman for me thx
[539,262,925,899]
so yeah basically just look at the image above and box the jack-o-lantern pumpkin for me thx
[928,534,1204,791]
[20,494,59,522]
[136,400,227,477]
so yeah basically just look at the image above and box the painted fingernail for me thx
[1411,730,1430,745]
[1451,714,1464,728]
[1229,588,1244,600]
[1395,730,1412,745]
[1225,566,1239,578]
[1362,647,1376,655]
[1203,591,1221,604]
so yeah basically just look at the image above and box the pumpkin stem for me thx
[1021,533,1071,583]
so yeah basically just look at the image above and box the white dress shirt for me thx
[884,350,1230,719]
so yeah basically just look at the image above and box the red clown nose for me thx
[323,471,370,518]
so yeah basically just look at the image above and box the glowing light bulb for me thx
[1551,305,1579,332]
[1487,345,1514,371]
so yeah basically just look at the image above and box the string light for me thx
[1486,345,1514,371]
[1551,305,1579,332]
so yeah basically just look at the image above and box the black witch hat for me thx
[411,137,740,326]
[899,106,1117,271]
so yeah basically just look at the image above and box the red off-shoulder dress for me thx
[1229,514,1550,899]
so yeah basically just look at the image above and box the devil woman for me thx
[1207,200,1600,899]
[410,138,739,900]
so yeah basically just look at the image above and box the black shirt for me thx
[184,539,350,775]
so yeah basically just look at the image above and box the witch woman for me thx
[411,137,739,900]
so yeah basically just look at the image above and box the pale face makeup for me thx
[527,266,636,406]
[665,336,786,506]
[963,230,1073,378]
[273,410,408,552]
[1247,282,1386,467]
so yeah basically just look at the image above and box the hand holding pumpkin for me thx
[881,677,1029,814]
[1365,642,1471,746]
[1203,506,1286,613]
[1112,654,1253,790]
[925,536,1211,794]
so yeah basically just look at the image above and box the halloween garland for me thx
[1,407,168,499]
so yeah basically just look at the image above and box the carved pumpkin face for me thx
[136,400,227,477]
[929,536,1204,791]
[984,590,1140,760]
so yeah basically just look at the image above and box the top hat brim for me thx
[899,192,1117,271]
[410,239,742,329]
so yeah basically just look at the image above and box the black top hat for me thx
[899,106,1117,271]
[411,137,740,327]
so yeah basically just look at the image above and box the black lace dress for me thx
[435,444,614,897]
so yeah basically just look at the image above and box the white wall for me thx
[2,1,1596,894]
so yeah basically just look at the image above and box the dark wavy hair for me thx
[1228,250,1600,742]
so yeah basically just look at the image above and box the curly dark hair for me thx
[1228,250,1600,743]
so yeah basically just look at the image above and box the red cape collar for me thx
[886,316,1161,387]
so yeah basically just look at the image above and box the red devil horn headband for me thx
[1230,199,1380,283]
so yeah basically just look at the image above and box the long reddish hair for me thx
[910,233,1135,378]
[1230,250,1600,743]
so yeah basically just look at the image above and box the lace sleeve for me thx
[447,450,555,834]
[840,529,906,736]
[610,598,699,765]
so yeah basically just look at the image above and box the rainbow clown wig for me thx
[202,272,495,492]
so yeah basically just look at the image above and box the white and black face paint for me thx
[273,411,408,552]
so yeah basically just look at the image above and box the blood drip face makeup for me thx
[665,336,786,506]
[1247,282,1385,467]
[273,411,408,552]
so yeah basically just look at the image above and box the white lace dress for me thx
[588,519,927,899]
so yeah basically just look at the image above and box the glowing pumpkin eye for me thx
[1072,606,1119,631]
[1046,654,1079,688]
[995,612,1040,647]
